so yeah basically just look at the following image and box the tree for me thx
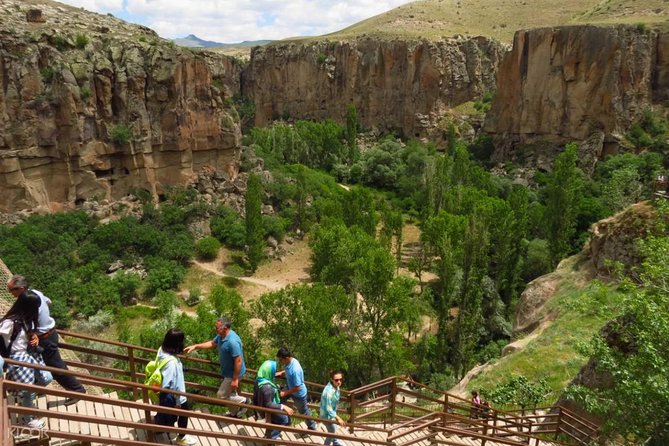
[488,375,550,413]
[568,208,669,443]
[195,236,221,260]
[544,143,583,267]
[253,283,352,383]
[345,104,359,164]
[245,173,264,272]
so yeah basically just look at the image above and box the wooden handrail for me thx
[9,329,596,446]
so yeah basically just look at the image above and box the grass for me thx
[467,258,624,408]
[181,265,225,295]
[282,0,669,44]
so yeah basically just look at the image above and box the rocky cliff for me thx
[0,0,243,213]
[243,37,506,139]
[484,25,669,167]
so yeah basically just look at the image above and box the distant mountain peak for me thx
[173,34,272,49]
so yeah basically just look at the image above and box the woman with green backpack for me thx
[252,359,294,441]
[152,328,197,446]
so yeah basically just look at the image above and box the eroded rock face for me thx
[485,25,668,163]
[587,201,658,275]
[0,0,243,213]
[243,37,506,139]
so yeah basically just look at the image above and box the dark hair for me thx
[161,328,185,355]
[276,346,291,359]
[329,370,344,379]
[2,290,40,332]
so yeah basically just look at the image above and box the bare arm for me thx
[184,340,216,354]
[231,355,242,390]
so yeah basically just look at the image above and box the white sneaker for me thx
[176,434,198,445]
[26,418,45,429]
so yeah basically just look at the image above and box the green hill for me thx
[287,0,669,42]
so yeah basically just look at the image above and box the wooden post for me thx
[555,407,562,440]
[127,346,139,401]
[481,421,488,446]
[348,392,356,434]
[390,378,397,425]
[443,393,449,414]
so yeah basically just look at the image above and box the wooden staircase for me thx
[1,330,598,446]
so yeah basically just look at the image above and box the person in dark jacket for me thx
[253,360,294,440]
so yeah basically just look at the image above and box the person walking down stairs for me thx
[253,360,294,442]
[7,274,86,406]
[0,291,53,429]
[153,328,197,446]
[320,370,346,446]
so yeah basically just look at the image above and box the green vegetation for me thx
[110,125,132,145]
[41,66,56,83]
[75,33,89,49]
[80,84,91,100]
[567,204,669,444]
[195,236,221,261]
[245,174,264,271]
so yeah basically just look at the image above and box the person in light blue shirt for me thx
[154,328,197,446]
[276,346,317,430]
[184,317,249,418]
[320,370,346,446]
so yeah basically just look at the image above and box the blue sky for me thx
[58,0,414,43]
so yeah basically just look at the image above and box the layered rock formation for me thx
[485,25,669,166]
[0,0,243,213]
[243,37,506,139]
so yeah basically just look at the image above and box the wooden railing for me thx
[1,329,598,446]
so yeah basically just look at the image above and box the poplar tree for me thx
[545,143,583,267]
[245,173,264,272]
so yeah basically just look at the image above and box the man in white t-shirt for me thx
[7,275,86,405]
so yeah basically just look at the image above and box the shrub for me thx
[53,34,69,51]
[522,238,552,282]
[80,85,91,100]
[75,33,89,49]
[41,67,56,83]
[110,125,132,145]
[195,236,221,260]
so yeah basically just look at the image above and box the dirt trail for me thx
[192,260,284,290]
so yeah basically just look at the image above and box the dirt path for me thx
[192,260,284,290]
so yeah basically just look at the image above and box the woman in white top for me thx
[0,291,53,428]
[153,328,197,446]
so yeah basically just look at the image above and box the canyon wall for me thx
[243,37,507,139]
[0,0,243,213]
[484,25,669,167]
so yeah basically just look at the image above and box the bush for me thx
[75,33,89,49]
[110,125,132,145]
[195,236,221,260]
[211,206,246,248]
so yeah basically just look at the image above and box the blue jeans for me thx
[20,369,53,424]
[265,412,291,439]
[325,422,345,446]
[285,394,316,430]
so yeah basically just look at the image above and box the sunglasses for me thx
[9,287,22,291]
[333,378,343,382]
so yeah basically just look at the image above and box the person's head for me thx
[2,290,40,330]
[6,275,29,298]
[257,360,277,382]
[329,370,344,389]
[276,346,292,366]
[161,328,185,355]
[215,317,232,337]
[472,390,479,398]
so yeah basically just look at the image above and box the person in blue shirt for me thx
[184,317,249,417]
[276,346,317,431]
[320,370,346,446]
[153,328,197,446]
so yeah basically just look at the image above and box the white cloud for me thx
[57,0,413,43]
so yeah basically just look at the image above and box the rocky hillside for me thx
[0,0,243,213]
[243,37,506,139]
[484,25,669,171]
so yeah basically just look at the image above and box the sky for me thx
[57,0,415,43]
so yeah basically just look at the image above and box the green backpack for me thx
[144,352,175,403]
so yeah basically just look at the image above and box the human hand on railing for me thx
[336,416,346,427]
[281,404,294,415]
